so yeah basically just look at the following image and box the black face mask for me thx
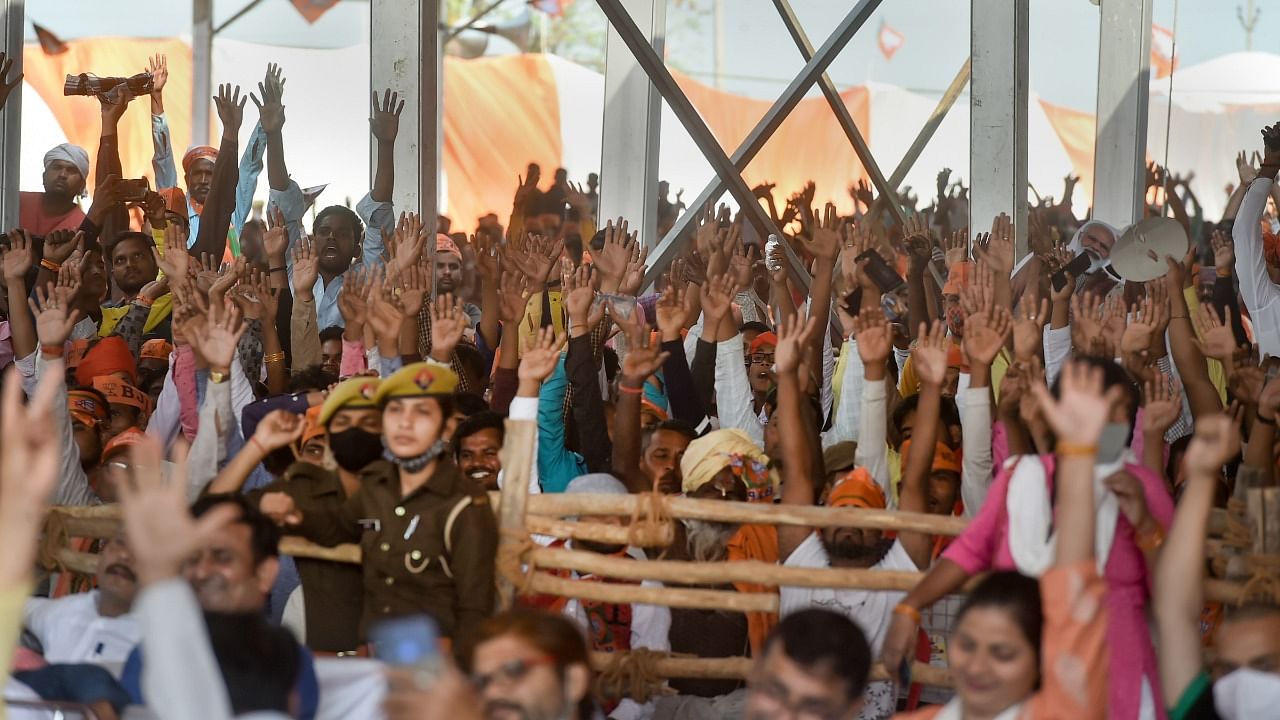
[328,427,384,472]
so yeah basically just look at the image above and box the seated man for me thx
[100,231,172,339]
[466,610,595,720]
[453,411,504,491]
[22,532,138,667]
[118,494,320,719]
[745,609,873,720]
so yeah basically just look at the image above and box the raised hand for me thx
[693,203,724,259]
[2,228,33,280]
[472,232,500,285]
[618,244,648,297]
[591,217,632,286]
[1120,293,1160,355]
[249,65,286,135]
[119,437,240,585]
[42,229,84,265]
[213,83,247,135]
[851,306,892,367]
[232,269,274,322]
[0,365,61,588]
[389,212,426,275]
[1031,359,1124,446]
[943,229,969,269]
[517,326,566,384]
[1142,378,1183,438]
[367,284,407,352]
[394,263,431,319]
[1099,295,1126,357]
[147,53,169,97]
[974,214,1013,274]
[514,233,563,285]
[1236,150,1259,185]
[253,410,306,452]
[99,82,135,127]
[29,283,81,348]
[428,293,467,362]
[1227,348,1265,405]
[1211,228,1235,271]
[799,203,842,263]
[1012,294,1048,360]
[912,320,950,388]
[259,491,303,526]
[562,260,602,332]
[208,256,247,308]
[1193,304,1237,362]
[615,306,668,386]
[959,261,996,316]
[497,268,530,325]
[292,236,320,296]
[963,305,1013,367]
[370,89,404,143]
[191,297,246,372]
[774,313,819,376]
[1260,375,1280,422]
[1184,415,1242,477]
[338,264,379,336]
[0,51,22,111]
[699,271,736,326]
[1070,291,1105,355]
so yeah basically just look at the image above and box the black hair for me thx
[107,231,156,260]
[203,612,300,715]
[891,394,962,447]
[314,205,364,247]
[763,608,872,701]
[453,411,506,460]
[642,418,697,450]
[289,365,339,393]
[1050,355,1139,439]
[452,391,489,419]
[956,571,1044,662]
[318,326,344,345]
[739,321,773,336]
[589,228,607,251]
[190,493,280,566]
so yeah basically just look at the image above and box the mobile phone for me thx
[371,615,441,669]
[119,178,150,202]
[594,292,637,321]
[1051,252,1092,291]
[855,249,905,293]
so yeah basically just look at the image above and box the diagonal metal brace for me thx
[625,0,886,290]
[773,0,904,228]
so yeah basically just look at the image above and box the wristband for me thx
[250,436,270,458]
[264,351,286,364]
[40,258,61,272]
[893,603,921,625]
[133,295,154,308]
[1055,442,1098,458]
[1257,412,1277,427]
[39,343,65,358]
[269,266,287,274]
[618,383,644,395]
[1216,267,1233,278]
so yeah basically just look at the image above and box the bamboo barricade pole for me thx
[588,652,951,686]
[496,418,538,609]
[528,572,778,613]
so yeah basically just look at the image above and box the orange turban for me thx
[941,261,970,296]
[101,427,147,461]
[748,332,778,355]
[899,439,962,476]
[67,389,109,429]
[75,337,137,386]
[302,406,326,446]
[436,233,462,259]
[828,467,886,509]
[140,339,173,362]
[182,146,218,173]
[946,342,964,370]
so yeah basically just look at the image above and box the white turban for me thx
[43,143,90,181]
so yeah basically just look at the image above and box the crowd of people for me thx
[0,51,1276,720]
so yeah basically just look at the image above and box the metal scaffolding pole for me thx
[192,0,213,147]
[1093,0,1153,228]
[630,0,884,289]
[0,0,22,232]
[598,0,665,252]
[969,0,1028,258]
[773,0,903,226]
[370,0,442,238]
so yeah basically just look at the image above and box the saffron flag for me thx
[878,21,905,61]
[1152,23,1177,79]
[32,23,67,55]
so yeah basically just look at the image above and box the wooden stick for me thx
[518,494,970,536]
[279,537,360,564]
[496,419,537,609]
[527,572,779,613]
[587,653,952,687]
[525,517,674,548]
[531,546,940,592]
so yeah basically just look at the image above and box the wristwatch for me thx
[209,369,228,384]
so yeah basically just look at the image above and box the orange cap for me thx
[828,468,887,510]
[899,439,962,476]
[101,427,147,461]
[941,262,970,296]
[302,405,326,446]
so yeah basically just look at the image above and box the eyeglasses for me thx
[745,353,775,366]
[470,655,557,693]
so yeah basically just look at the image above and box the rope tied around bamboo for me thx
[625,491,674,551]
[595,647,681,703]
[497,528,541,596]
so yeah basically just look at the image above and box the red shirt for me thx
[19,191,85,237]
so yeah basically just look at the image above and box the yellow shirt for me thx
[99,295,174,337]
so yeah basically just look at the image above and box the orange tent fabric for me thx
[24,38,197,195]
[441,54,562,231]
[675,70,871,216]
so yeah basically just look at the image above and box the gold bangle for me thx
[264,352,286,364]
[1055,442,1098,458]
[893,603,921,625]
[40,258,61,272]
[1136,522,1166,552]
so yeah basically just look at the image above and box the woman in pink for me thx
[894,360,1115,720]
[884,357,1173,720]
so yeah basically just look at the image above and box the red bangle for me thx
[40,344,65,358]
[618,383,644,395]
[250,436,270,458]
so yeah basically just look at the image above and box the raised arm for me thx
[775,313,822,561]
[850,307,892,498]
[191,84,246,261]
[147,53,178,189]
[960,303,1011,514]
[205,410,303,495]
[253,64,290,193]
[562,263,613,473]
[899,321,951,568]
[1155,416,1239,707]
